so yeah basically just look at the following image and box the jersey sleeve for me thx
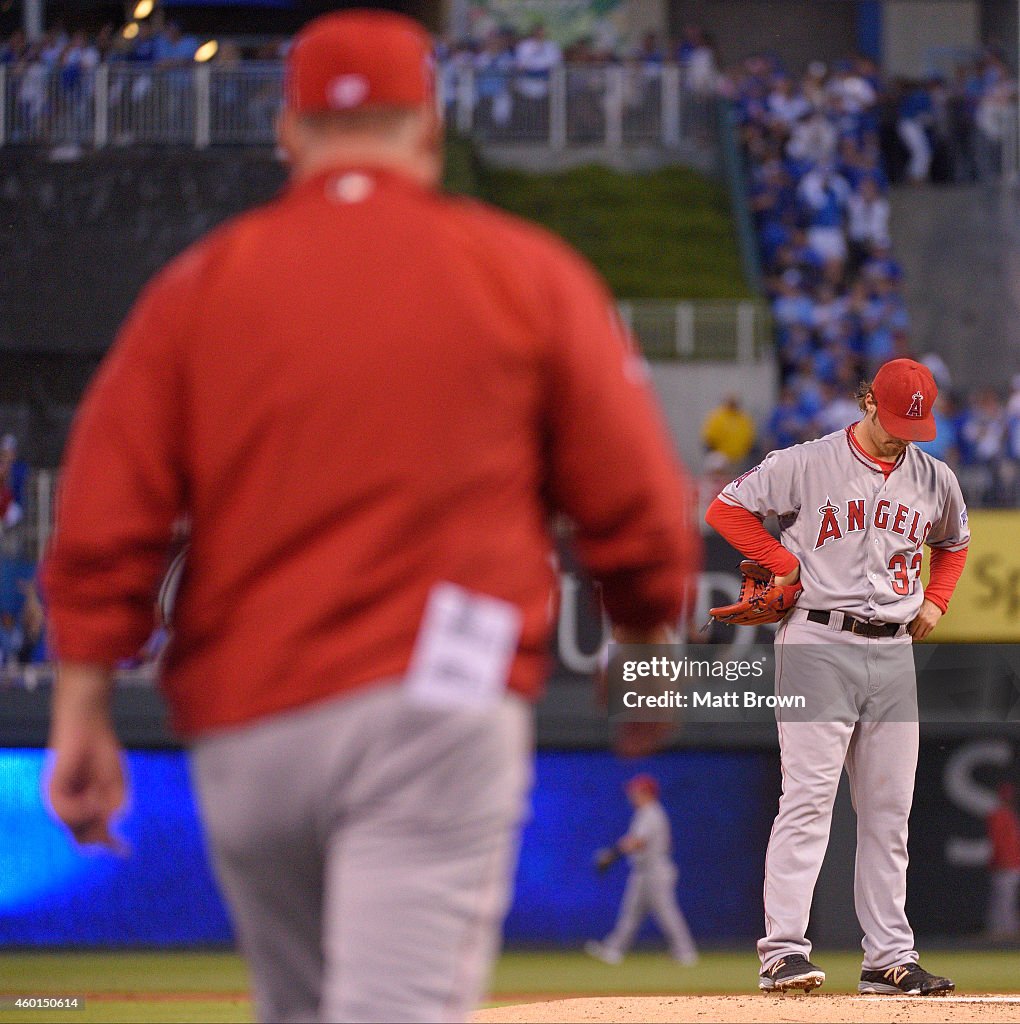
[716,447,802,520]
[926,469,970,552]
[41,253,202,664]
[625,805,657,844]
[924,547,967,613]
[704,498,800,576]
[539,244,701,630]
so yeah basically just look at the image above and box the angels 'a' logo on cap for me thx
[905,390,924,418]
[327,73,370,109]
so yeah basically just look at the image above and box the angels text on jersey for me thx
[719,427,969,622]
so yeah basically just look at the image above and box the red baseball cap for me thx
[871,358,938,442]
[625,774,659,798]
[285,10,434,115]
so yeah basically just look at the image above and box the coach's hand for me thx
[47,663,128,853]
[607,624,676,758]
[908,599,943,642]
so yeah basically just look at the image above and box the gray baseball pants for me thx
[987,868,1020,938]
[758,612,920,971]
[189,683,533,1024]
[603,863,698,961]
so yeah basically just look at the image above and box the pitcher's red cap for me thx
[872,358,938,442]
[285,10,434,115]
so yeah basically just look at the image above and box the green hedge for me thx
[442,136,751,300]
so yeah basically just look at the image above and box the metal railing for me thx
[442,63,718,152]
[0,469,53,566]
[621,300,771,362]
[0,61,719,153]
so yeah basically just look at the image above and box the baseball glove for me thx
[593,846,622,874]
[708,560,802,626]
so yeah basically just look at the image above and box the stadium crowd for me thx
[0,20,724,146]
[0,22,287,72]
[732,51,909,448]
[1,18,1013,176]
[714,44,1020,511]
[0,20,719,84]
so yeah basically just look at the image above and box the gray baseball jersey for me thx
[717,427,970,622]
[625,801,673,870]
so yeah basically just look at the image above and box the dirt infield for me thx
[475,994,1020,1022]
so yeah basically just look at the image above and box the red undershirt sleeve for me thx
[924,546,968,613]
[705,497,800,577]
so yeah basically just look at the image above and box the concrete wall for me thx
[891,184,1020,389]
[883,0,980,77]
[0,152,771,468]
[623,0,671,41]
[0,151,286,355]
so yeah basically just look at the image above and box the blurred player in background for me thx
[586,773,698,966]
[985,781,1020,941]
[43,10,700,1023]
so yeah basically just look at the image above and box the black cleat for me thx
[759,953,825,992]
[859,962,955,996]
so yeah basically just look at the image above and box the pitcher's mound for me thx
[475,994,1020,1023]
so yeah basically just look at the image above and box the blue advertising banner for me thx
[0,747,778,947]
[0,750,231,946]
[504,749,779,945]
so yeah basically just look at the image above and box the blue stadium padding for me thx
[0,750,233,945]
[0,747,776,947]
[503,750,777,945]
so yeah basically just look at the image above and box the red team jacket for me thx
[43,167,700,737]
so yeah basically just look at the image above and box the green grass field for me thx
[1,949,1018,1022]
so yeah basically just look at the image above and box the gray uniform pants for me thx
[987,868,1020,938]
[758,612,919,971]
[189,683,533,1024]
[603,863,698,960]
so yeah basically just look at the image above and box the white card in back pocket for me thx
[406,582,523,710]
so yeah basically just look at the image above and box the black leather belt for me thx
[806,610,902,638]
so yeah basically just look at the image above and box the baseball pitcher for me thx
[706,358,968,996]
